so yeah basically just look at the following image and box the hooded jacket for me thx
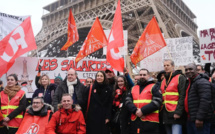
[45,106,86,134]
[16,103,54,134]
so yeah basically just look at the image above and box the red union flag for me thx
[61,9,79,50]
[0,17,37,77]
[75,17,107,63]
[106,0,124,72]
[130,16,167,66]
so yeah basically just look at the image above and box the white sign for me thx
[199,28,215,63]
[163,36,193,66]
[140,36,193,72]
[103,30,128,55]
[0,12,28,40]
[7,57,113,98]
[140,48,165,72]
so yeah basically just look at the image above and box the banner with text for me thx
[0,12,28,40]
[7,57,113,98]
[200,28,215,63]
[140,36,193,72]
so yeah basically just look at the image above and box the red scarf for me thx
[113,87,126,108]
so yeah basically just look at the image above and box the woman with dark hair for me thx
[111,75,131,134]
[0,74,26,134]
[86,71,113,134]
[33,74,57,105]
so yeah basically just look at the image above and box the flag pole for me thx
[36,49,41,65]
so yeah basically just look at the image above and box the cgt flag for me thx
[75,17,108,63]
[0,17,37,77]
[61,9,79,50]
[106,0,124,72]
[130,16,167,66]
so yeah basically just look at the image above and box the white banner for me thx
[7,57,113,98]
[140,36,193,72]
[199,28,215,63]
[0,12,28,40]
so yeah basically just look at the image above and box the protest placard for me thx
[163,36,193,66]
[199,28,215,63]
[140,36,193,72]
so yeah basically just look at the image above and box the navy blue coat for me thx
[33,76,57,105]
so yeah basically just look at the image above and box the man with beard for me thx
[184,63,212,134]
[125,69,162,134]
[16,97,53,134]
[105,68,116,89]
[160,59,187,134]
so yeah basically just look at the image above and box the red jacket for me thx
[45,108,86,134]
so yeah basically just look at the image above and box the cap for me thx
[105,68,114,73]
[55,76,63,81]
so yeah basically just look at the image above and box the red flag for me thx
[106,0,124,72]
[75,18,107,63]
[61,9,79,50]
[0,17,37,77]
[130,16,167,66]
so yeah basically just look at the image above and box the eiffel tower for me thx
[31,0,199,61]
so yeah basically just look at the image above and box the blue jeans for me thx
[187,120,211,134]
[165,124,182,134]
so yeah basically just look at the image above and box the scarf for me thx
[113,86,126,108]
[67,79,77,98]
[4,85,21,99]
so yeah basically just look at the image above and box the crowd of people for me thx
[0,59,215,134]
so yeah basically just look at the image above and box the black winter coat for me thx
[162,70,187,124]
[52,78,86,112]
[211,78,215,124]
[86,82,113,134]
[125,80,162,134]
[111,87,131,134]
[187,74,212,121]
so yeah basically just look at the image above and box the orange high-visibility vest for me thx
[161,74,180,112]
[0,90,25,128]
[16,110,51,134]
[131,84,159,123]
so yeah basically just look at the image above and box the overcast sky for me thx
[0,0,214,36]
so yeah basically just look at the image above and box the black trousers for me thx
[0,127,18,134]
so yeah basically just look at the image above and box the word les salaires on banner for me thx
[36,59,111,72]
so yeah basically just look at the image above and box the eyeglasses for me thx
[32,102,42,105]
[185,68,193,72]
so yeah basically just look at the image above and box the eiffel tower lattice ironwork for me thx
[30,0,199,61]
